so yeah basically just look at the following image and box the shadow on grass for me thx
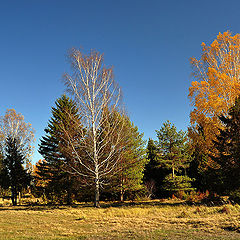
[0,197,233,211]
[0,203,73,211]
[98,200,201,208]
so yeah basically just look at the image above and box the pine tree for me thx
[2,137,30,205]
[156,121,190,177]
[38,95,81,204]
[155,121,194,195]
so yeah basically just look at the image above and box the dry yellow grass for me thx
[0,200,239,239]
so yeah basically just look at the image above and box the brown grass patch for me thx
[0,200,239,239]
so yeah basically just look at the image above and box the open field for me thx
[0,200,240,239]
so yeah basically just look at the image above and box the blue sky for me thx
[0,0,239,163]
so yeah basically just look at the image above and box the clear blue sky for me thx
[0,0,238,163]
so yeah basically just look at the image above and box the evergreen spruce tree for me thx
[38,95,81,204]
[188,125,210,192]
[210,96,240,195]
[144,138,168,198]
[2,137,30,205]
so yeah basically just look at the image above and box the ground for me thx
[0,200,240,239]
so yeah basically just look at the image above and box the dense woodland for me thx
[0,31,240,207]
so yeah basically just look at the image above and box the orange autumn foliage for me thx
[189,31,240,167]
[32,159,51,188]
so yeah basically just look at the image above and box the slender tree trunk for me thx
[11,188,15,206]
[18,191,21,205]
[93,121,100,208]
[120,188,124,202]
[67,191,72,205]
[172,166,175,179]
[11,187,17,206]
[66,176,72,205]
[94,175,100,208]
[120,183,123,202]
[15,193,17,206]
[120,177,124,202]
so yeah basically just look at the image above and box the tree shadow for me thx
[0,203,70,211]
[0,198,231,211]
[99,200,187,208]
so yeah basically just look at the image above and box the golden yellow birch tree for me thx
[189,31,240,167]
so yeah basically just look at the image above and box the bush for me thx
[175,190,188,200]
[162,174,195,195]
[229,189,240,204]
[186,190,209,203]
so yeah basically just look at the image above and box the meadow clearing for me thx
[0,200,239,239]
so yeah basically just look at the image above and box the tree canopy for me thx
[189,31,240,167]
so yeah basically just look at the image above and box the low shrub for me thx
[229,189,240,204]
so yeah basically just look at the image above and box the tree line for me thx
[0,31,240,206]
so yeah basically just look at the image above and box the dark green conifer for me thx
[38,95,80,204]
[2,137,30,205]
[144,138,167,198]
[210,96,240,194]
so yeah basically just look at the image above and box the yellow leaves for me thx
[189,31,240,167]
[190,31,240,125]
[210,39,220,51]
[32,159,51,187]
[233,82,240,92]
[191,81,199,88]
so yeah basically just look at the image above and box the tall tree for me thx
[38,95,81,204]
[62,49,125,207]
[2,137,30,205]
[187,125,210,191]
[189,31,240,167]
[156,121,190,178]
[0,109,34,204]
[210,96,240,194]
[144,138,166,198]
[103,117,146,201]
[155,121,193,195]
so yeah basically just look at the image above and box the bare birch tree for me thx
[62,49,125,207]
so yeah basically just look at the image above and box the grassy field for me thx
[0,200,240,239]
